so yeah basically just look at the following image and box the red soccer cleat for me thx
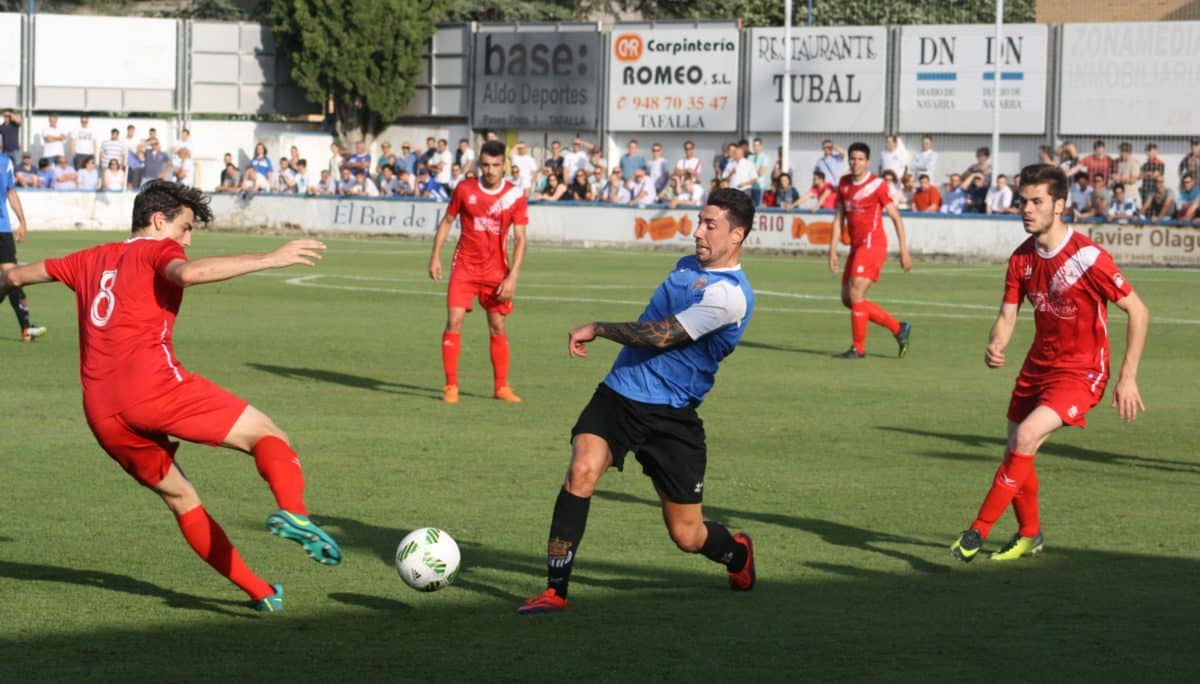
[516,588,568,615]
[728,533,756,591]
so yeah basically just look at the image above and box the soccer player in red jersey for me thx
[428,140,528,404]
[828,142,913,359]
[0,181,342,611]
[951,164,1149,562]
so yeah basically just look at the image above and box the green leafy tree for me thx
[267,0,435,146]
[622,0,1035,27]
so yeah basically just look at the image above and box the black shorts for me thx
[0,232,15,264]
[571,383,707,504]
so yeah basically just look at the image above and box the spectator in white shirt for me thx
[1106,183,1138,222]
[76,156,100,190]
[99,128,125,171]
[879,135,910,179]
[674,139,703,183]
[456,139,476,175]
[41,114,66,164]
[432,138,453,185]
[174,128,192,155]
[510,142,538,186]
[1067,172,1093,218]
[313,169,337,195]
[601,169,631,204]
[669,174,706,209]
[561,138,590,178]
[379,165,401,195]
[275,157,297,193]
[70,115,97,169]
[102,158,125,191]
[629,168,657,206]
[509,163,532,198]
[723,144,757,195]
[448,163,466,192]
[985,174,1014,214]
[647,143,670,193]
[241,166,270,195]
[909,135,938,183]
[172,147,195,188]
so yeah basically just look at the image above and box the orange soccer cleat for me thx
[517,588,568,615]
[493,386,522,403]
[728,533,756,591]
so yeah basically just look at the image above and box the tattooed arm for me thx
[567,317,690,358]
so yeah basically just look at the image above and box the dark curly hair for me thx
[131,180,213,232]
[706,187,755,234]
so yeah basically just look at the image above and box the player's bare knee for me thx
[564,461,602,497]
[667,520,705,553]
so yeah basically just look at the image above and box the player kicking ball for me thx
[951,164,1149,562]
[518,188,757,615]
[428,140,528,404]
[828,142,912,359]
[0,181,342,612]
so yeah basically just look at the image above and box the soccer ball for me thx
[395,527,461,592]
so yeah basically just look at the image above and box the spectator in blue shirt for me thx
[618,139,648,180]
[347,141,371,177]
[416,169,447,200]
[941,174,967,215]
[814,139,845,182]
[250,142,273,185]
[396,141,419,175]
[36,158,55,188]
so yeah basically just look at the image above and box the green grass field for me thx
[2,231,1198,682]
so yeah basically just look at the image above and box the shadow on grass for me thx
[0,560,252,618]
[878,425,1200,474]
[246,363,491,400]
[739,340,838,357]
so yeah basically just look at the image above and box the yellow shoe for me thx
[991,532,1044,561]
[442,385,459,404]
[493,386,522,403]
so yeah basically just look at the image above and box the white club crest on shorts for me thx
[1068,405,1079,418]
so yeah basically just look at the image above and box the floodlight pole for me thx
[782,0,792,175]
[992,0,1003,181]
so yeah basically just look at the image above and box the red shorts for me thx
[842,243,886,285]
[1007,373,1104,428]
[448,275,513,315]
[86,375,249,487]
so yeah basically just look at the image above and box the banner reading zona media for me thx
[607,23,740,132]
[747,26,887,133]
[471,27,602,130]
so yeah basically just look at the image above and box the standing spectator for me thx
[1141,176,1175,221]
[985,174,1014,214]
[99,128,125,171]
[457,139,476,175]
[1112,142,1140,190]
[36,159,55,188]
[347,141,371,177]
[647,142,670,194]
[396,142,418,175]
[750,137,771,208]
[171,147,195,188]
[216,162,240,192]
[417,137,438,174]
[909,135,937,182]
[618,139,648,180]
[1079,140,1113,190]
[287,144,300,169]
[879,135,909,179]
[961,171,989,214]
[141,138,172,187]
[1179,139,1200,188]
[509,142,538,186]
[587,147,606,176]
[912,174,941,212]
[76,156,99,190]
[376,141,393,175]
[41,115,66,165]
[102,158,124,191]
[814,139,845,182]
[561,138,589,179]
[294,159,309,195]
[1176,174,1199,223]
[1140,143,1165,204]
[674,140,703,183]
[1057,141,1085,178]
[566,169,593,201]
[70,115,96,169]
[432,139,453,185]
[125,125,144,188]
[896,173,916,211]
[0,109,20,167]
[1037,145,1055,165]
[941,174,967,215]
[545,140,564,176]
[1067,173,1094,219]
[712,142,733,179]
[1106,183,1139,222]
[447,163,466,192]
[250,143,273,185]
[14,155,40,188]
[775,173,801,210]
[963,147,992,186]
[51,155,79,189]
[328,142,345,177]
[723,144,757,196]
[173,128,192,154]
[628,168,656,206]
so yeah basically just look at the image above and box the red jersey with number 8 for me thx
[44,237,190,418]
[446,178,528,281]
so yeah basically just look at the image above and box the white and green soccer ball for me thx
[395,527,461,592]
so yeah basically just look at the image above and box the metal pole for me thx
[992,0,1003,180]
[807,0,814,26]
[782,0,792,175]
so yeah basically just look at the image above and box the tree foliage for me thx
[266,0,435,145]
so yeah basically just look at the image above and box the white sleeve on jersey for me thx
[675,280,747,340]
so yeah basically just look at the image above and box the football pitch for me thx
[2,230,1198,682]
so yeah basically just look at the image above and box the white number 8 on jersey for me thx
[90,269,118,327]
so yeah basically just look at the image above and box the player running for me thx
[428,140,528,404]
[518,188,757,615]
[0,152,46,341]
[0,181,342,612]
[951,163,1149,562]
[828,142,912,358]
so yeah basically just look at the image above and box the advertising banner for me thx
[898,24,1047,134]
[607,23,740,132]
[0,14,20,88]
[35,14,177,90]
[1059,21,1200,136]
[747,26,887,133]
[471,28,602,130]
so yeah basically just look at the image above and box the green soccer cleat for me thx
[254,584,284,613]
[266,510,343,566]
[951,528,983,563]
[895,321,911,358]
[991,531,1045,561]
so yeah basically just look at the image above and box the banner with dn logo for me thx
[607,22,740,132]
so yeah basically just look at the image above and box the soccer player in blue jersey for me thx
[518,188,757,615]
[0,153,46,341]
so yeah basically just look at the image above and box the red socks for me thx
[1012,466,1041,538]
[177,506,273,600]
[442,331,461,386]
[972,450,1036,538]
[849,300,900,354]
[490,333,510,391]
[253,436,307,515]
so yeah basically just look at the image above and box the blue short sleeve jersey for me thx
[604,255,754,408]
[0,155,13,232]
